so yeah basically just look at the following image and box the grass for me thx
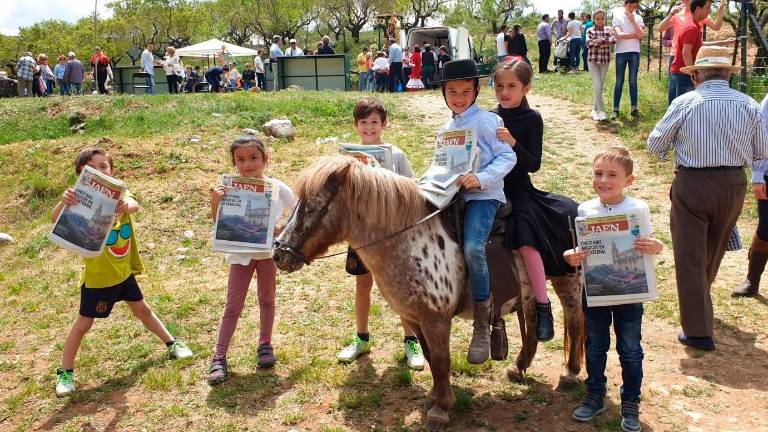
[0,74,766,431]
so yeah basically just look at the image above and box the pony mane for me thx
[293,155,429,234]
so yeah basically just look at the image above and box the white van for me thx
[399,26,475,61]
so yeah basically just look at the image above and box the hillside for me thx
[1,88,767,432]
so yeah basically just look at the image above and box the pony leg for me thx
[510,251,539,380]
[551,272,585,387]
[421,318,454,430]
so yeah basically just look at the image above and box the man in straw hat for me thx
[435,59,516,363]
[647,46,768,351]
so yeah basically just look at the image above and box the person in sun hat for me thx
[647,45,768,352]
[434,59,516,364]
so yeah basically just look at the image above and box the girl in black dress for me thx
[491,59,579,341]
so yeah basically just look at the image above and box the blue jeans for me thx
[359,71,372,91]
[57,78,69,95]
[145,74,155,94]
[569,38,582,70]
[667,55,675,104]
[584,295,644,402]
[582,38,589,70]
[613,52,639,110]
[464,199,501,302]
[45,79,54,96]
[243,80,256,90]
[69,82,82,95]
[668,72,694,105]
[256,72,266,90]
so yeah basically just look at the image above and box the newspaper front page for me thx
[417,128,479,208]
[49,165,126,258]
[575,211,658,307]
[339,144,395,172]
[212,175,280,254]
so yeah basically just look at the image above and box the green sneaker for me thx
[55,368,75,396]
[168,340,193,359]
[336,336,370,363]
[404,339,425,371]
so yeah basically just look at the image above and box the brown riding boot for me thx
[468,298,492,364]
[733,237,768,297]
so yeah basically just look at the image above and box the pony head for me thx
[274,155,426,272]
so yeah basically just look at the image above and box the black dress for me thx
[493,104,579,276]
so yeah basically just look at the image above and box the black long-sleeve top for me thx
[508,33,528,56]
[492,104,543,190]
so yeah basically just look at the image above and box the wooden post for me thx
[740,0,748,93]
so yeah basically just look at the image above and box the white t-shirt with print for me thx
[226,178,297,265]
[611,10,645,54]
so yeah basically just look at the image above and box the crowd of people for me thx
[11,50,90,97]
[532,0,733,122]
[355,37,452,92]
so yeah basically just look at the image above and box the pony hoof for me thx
[426,406,449,431]
[556,374,580,391]
[506,365,525,382]
[425,398,435,411]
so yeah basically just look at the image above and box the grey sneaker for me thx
[336,336,371,363]
[168,340,193,359]
[621,400,642,432]
[572,393,605,422]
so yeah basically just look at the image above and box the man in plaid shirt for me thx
[15,52,37,97]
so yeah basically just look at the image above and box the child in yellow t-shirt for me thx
[51,147,193,397]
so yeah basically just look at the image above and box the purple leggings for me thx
[213,259,277,359]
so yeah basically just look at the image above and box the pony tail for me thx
[521,95,530,109]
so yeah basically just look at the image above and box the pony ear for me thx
[326,161,353,191]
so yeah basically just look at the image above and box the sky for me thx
[1,0,113,36]
[1,0,584,37]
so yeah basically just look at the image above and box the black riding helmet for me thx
[435,59,489,111]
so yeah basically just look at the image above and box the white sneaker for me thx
[591,109,600,121]
[598,111,607,121]
[55,369,75,396]
[336,336,371,363]
[168,340,193,359]
[404,339,425,370]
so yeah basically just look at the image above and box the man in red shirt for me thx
[669,0,712,101]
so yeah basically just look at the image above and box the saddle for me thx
[439,198,526,361]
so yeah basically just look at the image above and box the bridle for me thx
[274,172,342,265]
[275,169,458,266]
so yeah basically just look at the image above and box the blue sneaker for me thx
[572,393,605,422]
[621,400,642,432]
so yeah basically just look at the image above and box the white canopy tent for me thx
[175,39,259,58]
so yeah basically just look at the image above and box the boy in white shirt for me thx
[564,147,662,432]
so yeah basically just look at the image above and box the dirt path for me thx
[401,90,768,432]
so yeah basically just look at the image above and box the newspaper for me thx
[49,165,126,258]
[339,144,395,172]
[575,211,658,307]
[212,175,280,254]
[417,128,479,208]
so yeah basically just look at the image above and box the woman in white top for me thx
[559,12,583,72]
[161,46,183,94]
